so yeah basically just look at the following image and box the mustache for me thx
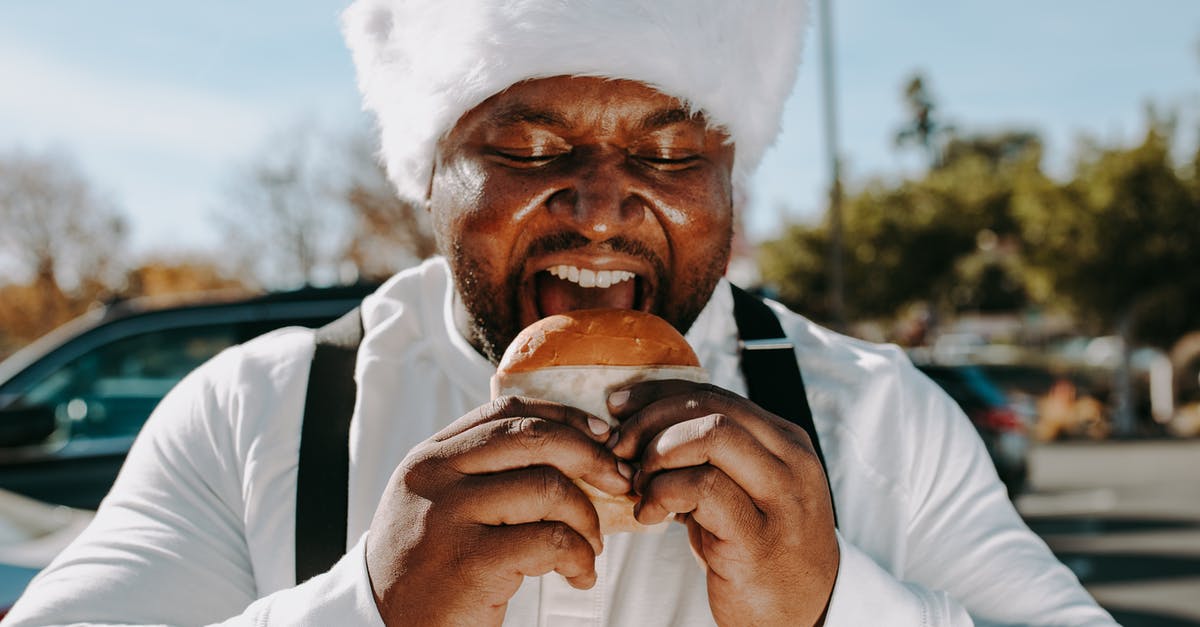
[522,232,665,275]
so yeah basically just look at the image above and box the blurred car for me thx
[974,363,1109,441]
[0,284,374,510]
[0,283,375,613]
[916,364,1030,496]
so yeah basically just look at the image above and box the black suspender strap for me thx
[295,307,363,584]
[730,285,837,526]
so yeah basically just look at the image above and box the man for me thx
[7,1,1114,625]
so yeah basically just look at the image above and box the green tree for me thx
[1014,118,1200,344]
[1014,117,1200,433]
[894,73,955,168]
[760,130,1043,323]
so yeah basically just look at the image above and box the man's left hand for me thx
[608,380,839,627]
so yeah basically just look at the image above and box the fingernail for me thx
[587,416,610,435]
[608,389,630,407]
[617,460,633,480]
[605,430,620,449]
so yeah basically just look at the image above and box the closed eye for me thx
[489,150,565,168]
[636,154,701,171]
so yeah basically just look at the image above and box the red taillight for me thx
[977,407,1025,433]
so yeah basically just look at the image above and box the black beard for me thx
[451,243,523,364]
[448,231,730,365]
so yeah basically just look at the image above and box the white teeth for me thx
[578,268,596,287]
[546,264,636,288]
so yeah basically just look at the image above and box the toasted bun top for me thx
[497,309,701,374]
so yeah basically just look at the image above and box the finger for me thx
[682,513,711,570]
[456,467,604,556]
[444,416,632,497]
[635,465,763,542]
[485,522,598,590]
[434,396,613,444]
[636,414,791,504]
[610,383,806,462]
[607,378,716,420]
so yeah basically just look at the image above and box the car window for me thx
[17,325,238,441]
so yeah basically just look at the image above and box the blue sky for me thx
[1,1,1197,259]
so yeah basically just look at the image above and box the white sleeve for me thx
[823,362,1116,626]
[217,535,383,627]
[824,532,973,626]
[3,346,386,627]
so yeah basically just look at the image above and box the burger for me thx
[491,309,709,534]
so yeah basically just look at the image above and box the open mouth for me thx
[533,264,650,317]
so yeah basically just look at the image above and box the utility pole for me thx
[817,0,846,330]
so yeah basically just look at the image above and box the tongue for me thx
[535,272,637,316]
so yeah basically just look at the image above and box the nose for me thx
[545,148,645,239]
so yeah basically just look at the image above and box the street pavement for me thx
[1016,439,1200,626]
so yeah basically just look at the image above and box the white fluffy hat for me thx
[342,0,810,206]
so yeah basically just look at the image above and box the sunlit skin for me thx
[429,76,735,363]
[365,76,838,627]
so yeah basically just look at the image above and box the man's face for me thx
[430,76,735,363]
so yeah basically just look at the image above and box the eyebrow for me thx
[639,107,705,131]
[486,104,707,132]
[488,104,571,129]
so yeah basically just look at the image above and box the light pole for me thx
[817,0,846,330]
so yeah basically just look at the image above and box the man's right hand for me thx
[364,396,632,626]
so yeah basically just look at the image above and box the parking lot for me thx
[1017,440,1200,626]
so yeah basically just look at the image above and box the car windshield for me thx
[0,311,106,393]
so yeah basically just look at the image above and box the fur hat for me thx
[342,0,810,206]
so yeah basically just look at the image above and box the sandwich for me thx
[492,309,708,533]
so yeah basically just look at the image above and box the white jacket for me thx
[6,258,1114,626]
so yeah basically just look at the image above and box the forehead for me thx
[449,76,714,137]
